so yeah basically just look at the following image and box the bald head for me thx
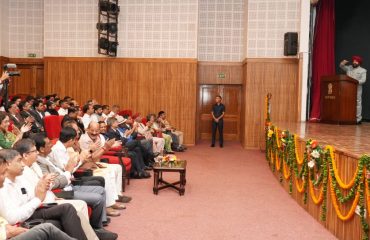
[87,121,100,141]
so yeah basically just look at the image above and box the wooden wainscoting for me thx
[242,58,300,149]
[44,57,197,145]
[198,61,243,85]
[0,57,44,97]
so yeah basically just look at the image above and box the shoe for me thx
[139,171,151,178]
[145,165,153,170]
[220,144,223,148]
[357,121,362,125]
[106,207,120,217]
[94,228,118,240]
[181,145,187,150]
[211,144,215,147]
[102,217,111,227]
[112,202,126,210]
[165,150,175,154]
[118,195,132,203]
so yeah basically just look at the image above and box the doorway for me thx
[198,84,242,141]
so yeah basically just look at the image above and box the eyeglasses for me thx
[27,149,38,154]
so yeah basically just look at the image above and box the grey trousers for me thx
[72,185,106,228]
[11,223,77,240]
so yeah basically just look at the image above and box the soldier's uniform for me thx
[340,57,367,123]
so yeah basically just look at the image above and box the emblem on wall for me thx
[328,83,333,95]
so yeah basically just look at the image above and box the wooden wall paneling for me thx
[46,58,197,145]
[242,58,299,149]
[198,61,243,84]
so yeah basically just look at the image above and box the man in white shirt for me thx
[0,155,77,240]
[82,104,94,129]
[57,100,69,116]
[50,126,125,217]
[13,139,107,240]
[0,149,87,240]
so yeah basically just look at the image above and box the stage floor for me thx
[273,121,370,158]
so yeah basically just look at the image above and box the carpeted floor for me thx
[107,141,337,240]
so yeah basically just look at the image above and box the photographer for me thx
[0,71,9,87]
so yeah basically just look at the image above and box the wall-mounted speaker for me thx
[284,32,298,56]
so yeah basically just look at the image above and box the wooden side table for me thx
[153,160,187,196]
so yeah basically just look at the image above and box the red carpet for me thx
[107,141,336,240]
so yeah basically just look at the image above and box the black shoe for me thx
[220,144,223,148]
[102,217,111,227]
[181,145,187,150]
[94,228,118,240]
[165,150,175,154]
[144,165,153,171]
[118,195,132,203]
[139,171,151,178]
[357,121,362,125]
[211,144,215,147]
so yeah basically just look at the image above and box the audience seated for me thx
[82,104,94,129]
[0,112,31,149]
[29,100,46,131]
[158,111,186,152]
[133,113,165,155]
[12,139,101,240]
[57,100,69,116]
[0,149,88,240]
[147,113,174,154]
[0,92,188,240]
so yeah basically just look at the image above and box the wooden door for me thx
[199,84,241,141]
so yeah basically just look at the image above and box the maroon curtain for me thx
[309,0,335,120]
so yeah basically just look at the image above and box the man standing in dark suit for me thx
[211,95,225,148]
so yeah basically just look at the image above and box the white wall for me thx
[246,0,300,58]
[1,0,9,57]
[44,0,198,58]
[198,0,244,62]
[1,0,302,60]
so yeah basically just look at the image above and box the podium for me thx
[320,74,358,124]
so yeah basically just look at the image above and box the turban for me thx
[352,55,363,64]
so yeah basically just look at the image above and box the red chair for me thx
[118,110,132,117]
[141,118,147,125]
[44,115,64,139]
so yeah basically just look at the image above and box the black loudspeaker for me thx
[284,32,298,56]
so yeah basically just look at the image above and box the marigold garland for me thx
[294,134,304,165]
[309,178,324,204]
[326,145,358,189]
[283,161,291,180]
[328,172,360,221]
[295,178,305,193]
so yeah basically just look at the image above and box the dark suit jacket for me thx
[29,109,45,128]
[8,113,25,129]
[105,128,124,141]
[20,110,43,133]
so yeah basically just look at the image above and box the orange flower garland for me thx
[328,170,360,221]
[294,134,304,165]
[275,152,281,171]
[309,178,324,204]
[283,161,291,180]
[326,145,358,189]
[295,178,305,193]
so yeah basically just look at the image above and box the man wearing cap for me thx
[340,56,367,123]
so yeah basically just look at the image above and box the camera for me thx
[3,63,21,77]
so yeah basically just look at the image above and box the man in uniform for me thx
[211,95,225,148]
[340,56,367,124]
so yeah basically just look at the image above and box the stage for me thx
[273,121,370,159]
[268,120,370,240]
